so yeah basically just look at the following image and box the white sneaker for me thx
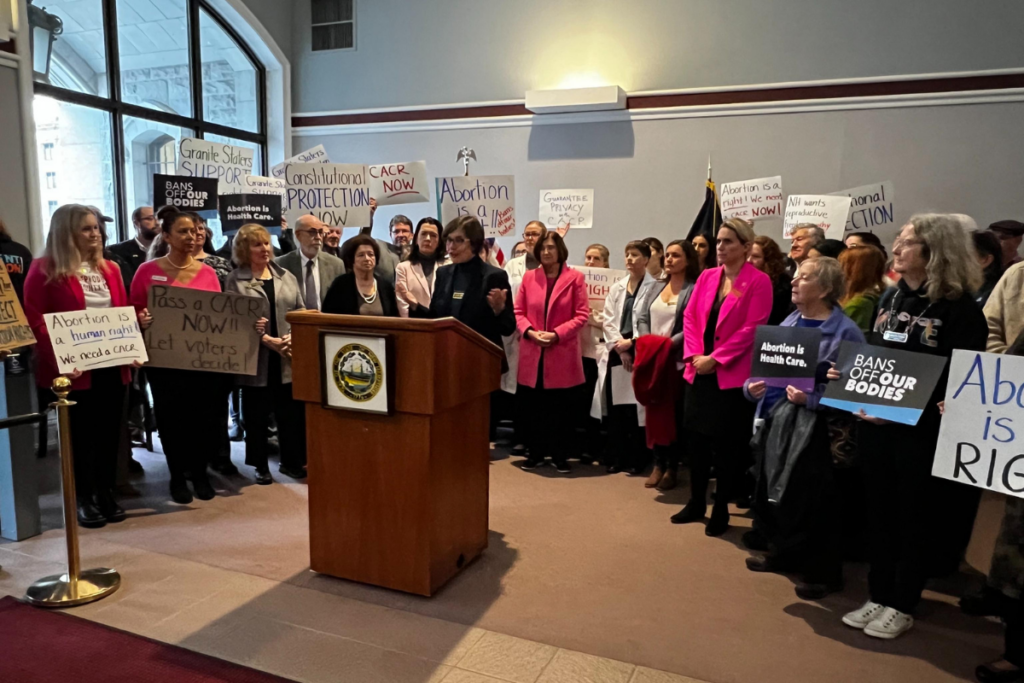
[842,601,887,629]
[864,607,914,639]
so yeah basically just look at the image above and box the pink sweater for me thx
[130,260,222,311]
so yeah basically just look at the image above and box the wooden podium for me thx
[287,312,503,596]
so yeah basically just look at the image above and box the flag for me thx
[686,179,721,246]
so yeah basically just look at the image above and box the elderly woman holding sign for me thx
[832,214,987,640]
[24,204,134,528]
[742,257,864,600]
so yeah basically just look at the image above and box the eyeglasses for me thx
[894,237,923,250]
[446,236,468,246]
[297,229,326,237]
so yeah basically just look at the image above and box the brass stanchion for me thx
[25,377,121,607]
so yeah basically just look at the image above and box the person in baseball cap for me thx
[989,220,1024,269]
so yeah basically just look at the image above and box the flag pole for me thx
[708,155,717,229]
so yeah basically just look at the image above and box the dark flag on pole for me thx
[685,157,721,263]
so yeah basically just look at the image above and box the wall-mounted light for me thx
[525,85,627,115]
[27,1,63,83]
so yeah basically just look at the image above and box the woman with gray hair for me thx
[835,214,987,639]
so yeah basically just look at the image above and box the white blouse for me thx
[649,292,677,337]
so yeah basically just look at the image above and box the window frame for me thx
[33,0,268,242]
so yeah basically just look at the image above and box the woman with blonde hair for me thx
[24,204,133,527]
[838,246,887,333]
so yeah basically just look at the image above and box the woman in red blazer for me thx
[672,218,772,536]
[24,204,133,529]
[514,232,590,473]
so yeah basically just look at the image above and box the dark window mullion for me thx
[103,0,128,240]
[188,0,205,129]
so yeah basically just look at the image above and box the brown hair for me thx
[585,243,610,265]
[624,240,652,259]
[753,235,787,282]
[838,246,886,305]
[443,215,486,253]
[341,234,380,270]
[643,237,665,268]
[534,232,569,265]
[233,224,272,268]
[666,239,701,284]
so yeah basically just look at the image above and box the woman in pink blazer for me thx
[24,204,133,529]
[395,218,445,317]
[514,232,590,473]
[672,218,772,536]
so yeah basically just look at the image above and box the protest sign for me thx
[720,176,784,222]
[821,341,947,425]
[436,176,516,238]
[284,163,372,228]
[176,137,254,186]
[43,307,146,374]
[0,266,35,352]
[749,326,822,392]
[783,194,853,239]
[271,145,330,179]
[539,189,594,230]
[369,161,430,206]
[831,180,897,239]
[219,194,283,235]
[576,266,626,313]
[220,174,286,197]
[145,286,267,376]
[932,351,1024,498]
[154,174,219,212]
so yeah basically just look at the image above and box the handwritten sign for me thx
[44,307,146,374]
[576,266,626,313]
[539,189,594,230]
[368,161,430,206]
[933,351,1024,498]
[783,194,853,239]
[720,176,784,222]
[145,286,267,375]
[271,145,330,179]
[284,163,372,228]
[220,174,286,197]
[219,194,283,236]
[831,180,896,237]
[0,267,34,352]
[436,175,516,238]
[153,174,219,212]
[176,138,254,187]
[749,325,822,393]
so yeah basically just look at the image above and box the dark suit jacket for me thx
[322,272,399,317]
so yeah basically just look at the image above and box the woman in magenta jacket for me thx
[514,232,590,473]
[24,204,133,529]
[671,218,772,536]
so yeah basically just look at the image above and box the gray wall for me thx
[236,0,293,64]
[291,0,1024,112]
[0,66,34,249]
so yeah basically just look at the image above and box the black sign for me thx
[749,325,822,392]
[821,341,948,425]
[218,194,282,236]
[154,174,219,212]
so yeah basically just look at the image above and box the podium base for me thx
[25,568,121,608]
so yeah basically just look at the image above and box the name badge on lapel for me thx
[152,275,168,282]
[883,330,908,343]
[453,291,465,300]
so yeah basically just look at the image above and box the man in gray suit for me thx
[277,215,346,311]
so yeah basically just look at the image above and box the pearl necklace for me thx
[359,282,377,304]
[166,254,194,269]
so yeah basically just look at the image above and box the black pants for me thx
[518,378,579,465]
[604,373,648,471]
[1005,599,1024,667]
[241,382,305,472]
[687,428,750,514]
[212,380,232,466]
[577,357,603,460]
[148,368,223,483]
[60,368,126,502]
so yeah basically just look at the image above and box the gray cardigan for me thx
[635,280,694,349]
[224,261,305,387]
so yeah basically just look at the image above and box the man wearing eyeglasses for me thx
[110,206,158,291]
[277,215,346,311]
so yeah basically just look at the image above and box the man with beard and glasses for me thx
[110,206,158,291]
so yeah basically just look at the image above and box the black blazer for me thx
[322,272,399,317]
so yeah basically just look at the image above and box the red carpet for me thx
[0,597,296,683]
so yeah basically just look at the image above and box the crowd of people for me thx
[11,198,1024,680]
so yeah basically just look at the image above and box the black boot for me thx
[670,501,707,524]
[94,490,126,523]
[77,500,106,528]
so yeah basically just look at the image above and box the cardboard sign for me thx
[144,286,267,375]
[271,145,330,179]
[220,174,286,197]
[284,163,372,228]
[153,174,219,212]
[933,351,1024,498]
[831,180,897,239]
[369,161,430,206]
[43,307,146,374]
[0,267,35,352]
[176,137,254,187]
[219,194,283,236]
[720,176,784,222]
[436,175,516,238]
[783,194,853,239]
[749,325,822,393]
[821,341,947,425]
[576,266,626,313]
[539,189,594,230]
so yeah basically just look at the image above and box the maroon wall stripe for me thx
[292,73,1024,129]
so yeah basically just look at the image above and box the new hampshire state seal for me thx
[332,343,383,402]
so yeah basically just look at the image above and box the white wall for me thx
[0,65,34,248]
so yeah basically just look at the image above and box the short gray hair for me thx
[793,224,825,245]
[802,256,846,307]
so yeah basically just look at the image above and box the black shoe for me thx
[554,461,572,474]
[606,465,624,474]
[670,502,707,524]
[77,501,106,528]
[976,661,1024,683]
[742,529,769,552]
[745,554,795,574]
[705,509,730,537]
[795,579,844,600]
[255,469,273,485]
[520,458,543,471]
[228,422,244,441]
[192,477,216,501]
[279,464,308,479]
[94,490,126,523]
[210,460,239,477]
[127,457,144,474]
[170,478,193,504]
[510,444,527,456]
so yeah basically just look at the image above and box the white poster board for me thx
[783,194,853,239]
[831,180,897,239]
[284,163,372,228]
[369,161,430,205]
[720,176,784,222]
[220,174,286,196]
[539,189,595,230]
[436,175,516,238]
[576,266,626,312]
[933,350,1024,498]
[44,307,148,374]
[176,137,254,186]
[271,144,330,179]
[322,333,390,415]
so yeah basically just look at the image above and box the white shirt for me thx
[649,292,678,337]
[300,251,322,308]
[77,263,111,309]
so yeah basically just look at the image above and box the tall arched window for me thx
[32,0,267,242]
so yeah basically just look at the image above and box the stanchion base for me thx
[25,568,121,608]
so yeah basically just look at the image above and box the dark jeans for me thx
[687,428,751,515]
[61,368,126,501]
[148,368,222,484]
[241,382,305,472]
[518,378,579,465]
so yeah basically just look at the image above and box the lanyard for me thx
[882,288,934,343]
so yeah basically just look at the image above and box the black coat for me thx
[322,272,399,317]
